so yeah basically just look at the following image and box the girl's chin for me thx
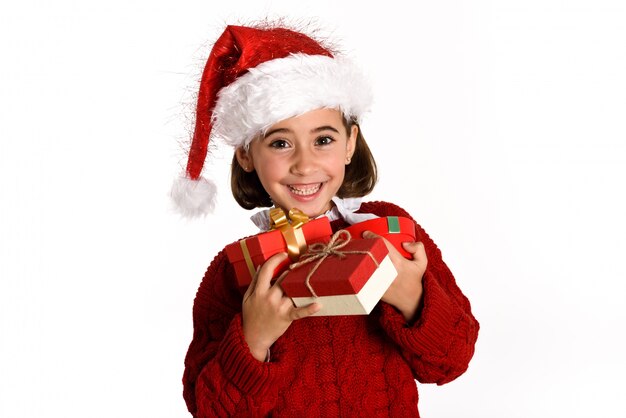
[278,186,333,217]
[276,200,331,218]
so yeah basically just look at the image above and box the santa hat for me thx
[171,24,373,217]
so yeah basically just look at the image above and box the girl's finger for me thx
[402,241,427,265]
[243,265,261,300]
[289,302,322,320]
[255,252,288,293]
[362,230,404,264]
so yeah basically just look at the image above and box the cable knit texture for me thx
[183,201,479,417]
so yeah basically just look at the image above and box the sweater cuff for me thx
[379,270,461,355]
[217,314,280,396]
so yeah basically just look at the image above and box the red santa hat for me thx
[171,24,373,217]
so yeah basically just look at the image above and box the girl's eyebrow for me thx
[312,126,340,134]
[264,125,340,138]
[264,127,291,138]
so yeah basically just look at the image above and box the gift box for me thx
[225,215,332,288]
[280,232,397,316]
[343,216,416,259]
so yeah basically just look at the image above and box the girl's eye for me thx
[316,136,335,146]
[269,139,290,149]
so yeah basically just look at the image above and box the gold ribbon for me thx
[239,239,256,280]
[269,207,310,261]
[279,230,379,298]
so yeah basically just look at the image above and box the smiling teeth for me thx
[288,184,321,196]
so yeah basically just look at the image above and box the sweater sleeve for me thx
[363,201,480,385]
[182,248,286,417]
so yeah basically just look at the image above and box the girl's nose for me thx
[290,148,318,176]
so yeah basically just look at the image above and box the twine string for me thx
[277,229,379,298]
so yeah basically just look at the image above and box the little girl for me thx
[173,23,479,417]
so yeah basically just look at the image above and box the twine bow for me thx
[279,229,379,298]
[269,207,310,260]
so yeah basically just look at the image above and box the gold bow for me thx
[269,207,310,260]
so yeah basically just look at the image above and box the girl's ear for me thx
[346,125,358,162]
[235,147,254,172]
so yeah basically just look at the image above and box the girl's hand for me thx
[242,252,321,361]
[362,231,428,323]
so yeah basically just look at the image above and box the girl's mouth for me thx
[287,183,323,196]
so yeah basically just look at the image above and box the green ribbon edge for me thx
[387,216,400,233]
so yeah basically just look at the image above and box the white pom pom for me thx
[170,175,217,217]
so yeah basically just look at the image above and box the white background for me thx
[1,1,625,417]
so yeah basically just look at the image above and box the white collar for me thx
[250,197,378,232]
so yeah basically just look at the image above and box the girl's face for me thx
[236,108,358,218]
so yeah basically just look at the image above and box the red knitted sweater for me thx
[183,201,479,417]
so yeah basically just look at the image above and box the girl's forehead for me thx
[268,108,344,129]
[244,108,348,148]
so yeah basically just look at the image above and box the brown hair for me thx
[230,118,378,209]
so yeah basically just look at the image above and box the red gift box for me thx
[343,216,416,259]
[225,216,332,288]
[280,232,398,316]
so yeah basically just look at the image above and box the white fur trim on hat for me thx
[170,175,217,217]
[211,53,372,148]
